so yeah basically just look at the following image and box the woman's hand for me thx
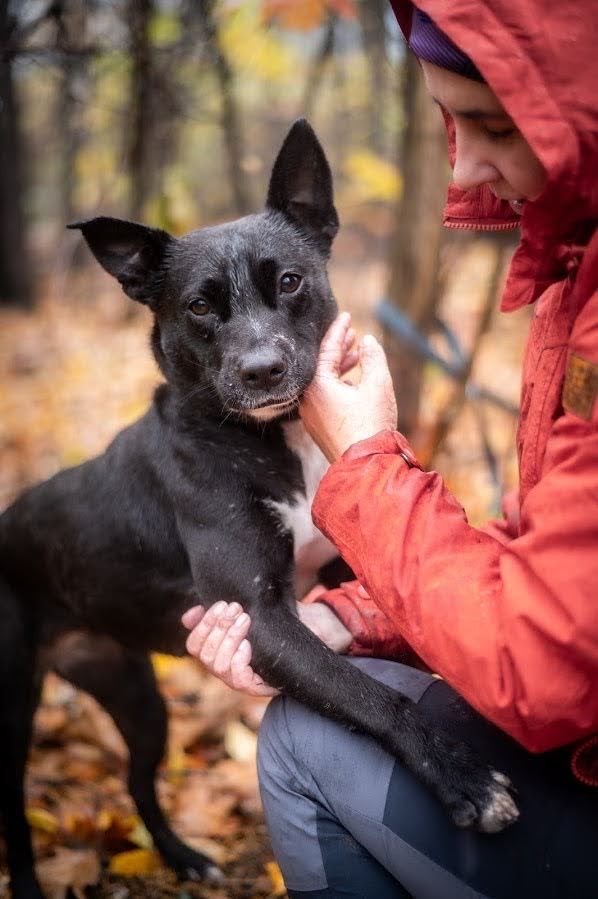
[182,602,278,697]
[182,596,352,695]
[300,311,398,463]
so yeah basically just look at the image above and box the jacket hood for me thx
[390,0,598,310]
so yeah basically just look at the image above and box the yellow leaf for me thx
[265,860,286,896]
[224,719,257,762]
[151,652,185,679]
[96,809,113,831]
[127,818,154,850]
[27,807,60,834]
[149,11,181,46]
[343,151,403,204]
[165,746,189,786]
[219,4,296,81]
[109,849,161,877]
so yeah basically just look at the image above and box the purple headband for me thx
[409,8,484,82]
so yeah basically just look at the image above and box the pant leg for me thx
[257,658,598,899]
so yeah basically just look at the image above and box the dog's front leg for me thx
[181,518,517,834]
[247,600,518,834]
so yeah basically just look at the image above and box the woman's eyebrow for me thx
[431,97,509,120]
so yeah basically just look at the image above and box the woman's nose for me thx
[452,134,500,192]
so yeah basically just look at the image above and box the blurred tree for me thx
[357,0,386,155]
[0,0,34,306]
[383,52,449,437]
[56,0,87,229]
[126,0,155,221]
[300,12,335,119]
[196,0,251,215]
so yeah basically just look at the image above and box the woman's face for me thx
[420,60,547,214]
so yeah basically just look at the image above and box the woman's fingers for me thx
[229,639,279,696]
[211,612,250,677]
[338,326,359,375]
[181,605,205,630]
[316,311,352,376]
[343,326,356,350]
[339,349,360,376]
[184,602,279,696]
[186,600,240,660]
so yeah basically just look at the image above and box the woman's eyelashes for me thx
[482,124,517,141]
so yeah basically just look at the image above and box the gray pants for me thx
[257,659,598,899]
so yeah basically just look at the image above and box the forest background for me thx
[0,1,529,896]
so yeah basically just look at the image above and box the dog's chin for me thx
[242,398,299,422]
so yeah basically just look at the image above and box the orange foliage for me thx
[261,0,356,31]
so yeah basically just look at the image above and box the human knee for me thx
[257,695,299,784]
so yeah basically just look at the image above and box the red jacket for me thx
[309,0,598,773]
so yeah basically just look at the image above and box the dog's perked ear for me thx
[266,118,339,252]
[68,217,173,307]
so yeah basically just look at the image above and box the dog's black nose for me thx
[240,350,287,390]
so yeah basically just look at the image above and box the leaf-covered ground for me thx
[14,660,279,899]
[0,236,528,897]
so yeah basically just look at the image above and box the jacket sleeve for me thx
[308,489,520,656]
[312,418,598,753]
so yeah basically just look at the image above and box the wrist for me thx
[298,601,353,653]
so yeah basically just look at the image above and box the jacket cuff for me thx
[303,580,411,659]
[340,429,421,467]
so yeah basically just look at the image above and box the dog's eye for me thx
[280,273,302,294]
[188,298,211,316]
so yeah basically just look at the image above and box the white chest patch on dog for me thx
[266,419,337,597]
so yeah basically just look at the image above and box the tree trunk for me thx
[57,0,86,228]
[300,15,334,119]
[0,0,32,307]
[383,54,449,436]
[197,0,251,216]
[357,0,387,154]
[126,0,154,221]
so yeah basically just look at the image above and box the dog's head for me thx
[72,120,339,422]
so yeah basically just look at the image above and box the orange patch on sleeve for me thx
[562,354,598,421]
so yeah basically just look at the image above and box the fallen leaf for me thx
[211,759,261,814]
[108,848,162,876]
[265,860,286,896]
[126,817,154,850]
[36,848,100,899]
[26,806,60,834]
[173,774,239,839]
[224,720,257,762]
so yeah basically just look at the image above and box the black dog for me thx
[0,120,517,898]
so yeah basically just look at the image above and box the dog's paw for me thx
[166,846,224,886]
[180,863,225,885]
[445,767,519,834]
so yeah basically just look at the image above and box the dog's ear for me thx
[266,119,339,251]
[68,217,173,307]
